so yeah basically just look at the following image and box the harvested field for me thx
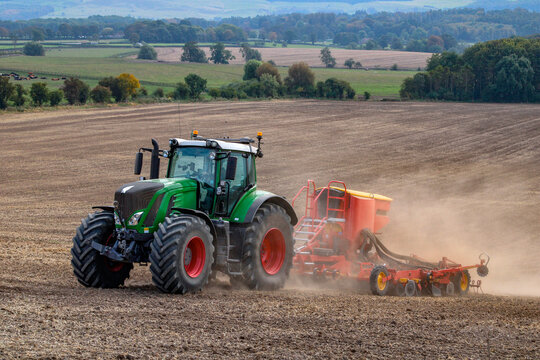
[148,47,432,69]
[1,100,539,359]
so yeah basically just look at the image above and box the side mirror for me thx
[225,156,237,180]
[134,152,143,175]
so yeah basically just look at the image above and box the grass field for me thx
[0,48,415,97]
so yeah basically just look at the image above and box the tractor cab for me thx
[166,132,259,217]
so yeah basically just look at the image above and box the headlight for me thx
[128,211,144,226]
[114,212,121,225]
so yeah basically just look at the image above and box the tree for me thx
[320,47,336,68]
[491,54,535,102]
[173,82,190,100]
[391,37,403,50]
[23,42,45,56]
[117,73,140,97]
[153,88,164,98]
[210,42,235,64]
[365,40,379,50]
[354,61,363,69]
[137,44,157,60]
[268,32,277,42]
[90,85,112,103]
[49,90,63,106]
[441,34,458,50]
[0,77,14,109]
[129,32,140,44]
[259,74,280,98]
[184,73,207,99]
[62,78,90,105]
[208,88,221,99]
[110,77,130,102]
[31,29,45,42]
[285,62,315,93]
[10,83,25,107]
[344,58,355,69]
[243,60,262,81]
[256,62,281,83]
[181,42,208,63]
[240,43,262,62]
[30,83,49,106]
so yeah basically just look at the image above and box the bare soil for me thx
[147,47,431,69]
[1,100,539,359]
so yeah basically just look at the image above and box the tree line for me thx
[0,8,539,52]
[400,37,539,102]
[0,73,145,110]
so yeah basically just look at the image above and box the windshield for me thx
[168,147,216,187]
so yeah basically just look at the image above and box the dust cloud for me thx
[380,168,540,296]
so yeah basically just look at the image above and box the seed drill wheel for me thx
[370,266,393,296]
[452,270,471,296]
[404,280,417,297]
[150,215,214,294]
[71,212,133,288]
[235,204,294,290]
[444,282,455,296]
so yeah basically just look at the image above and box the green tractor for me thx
[71,131,297,293]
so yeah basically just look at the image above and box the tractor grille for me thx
[114,181,164,222]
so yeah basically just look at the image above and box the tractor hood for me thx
[114,181,164,222]
[114,178,198,225]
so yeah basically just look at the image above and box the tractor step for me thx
[296,231,316,235]
[327,217,345,223]
[313,248,335,256]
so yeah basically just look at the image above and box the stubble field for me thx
[150,47,432,69]
[1,100,539,359]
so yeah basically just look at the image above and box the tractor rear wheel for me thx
[150,215,214,294]
[237,204,294,290]
[453,270,470,296]
[71,211,133,288]
[370,265,393,296]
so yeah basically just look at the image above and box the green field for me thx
[0,48,415,97]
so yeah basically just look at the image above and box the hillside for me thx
[0,0,539,20]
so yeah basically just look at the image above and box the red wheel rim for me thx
[184,236,206,278]
[260,228,286,275]
[104,234,124,272]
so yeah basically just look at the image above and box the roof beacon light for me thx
[256,132,263,158]
[192,130,199,139]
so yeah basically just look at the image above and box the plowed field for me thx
[149,47,431,69]
[1,100,539,359]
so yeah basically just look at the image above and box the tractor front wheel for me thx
[238,204,294,290]
[150,215,214,294]
[71,211,133,288]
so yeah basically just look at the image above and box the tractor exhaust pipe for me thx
[150,138,160,179]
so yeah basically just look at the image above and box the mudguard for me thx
[244,194,298,226]
[170,207,218,241]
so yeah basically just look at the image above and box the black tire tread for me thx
[239,204,294,290]
[150,215,214,294]
[71,212,132,288]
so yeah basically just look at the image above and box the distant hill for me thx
[0,0,538,20]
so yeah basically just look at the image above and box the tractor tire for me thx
[150,215,214,294]
[238,204,294,290]
[71,211,133,288]
[452,270,471,296]
[370,265,393,296]
[404,280,417,297]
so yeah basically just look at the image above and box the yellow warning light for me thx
[257,132,262,137]
[193,130,199,136]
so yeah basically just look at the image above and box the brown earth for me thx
[143,47,431,69]
[1,100,539,359]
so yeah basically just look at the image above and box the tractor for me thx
[71,131,297,294]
